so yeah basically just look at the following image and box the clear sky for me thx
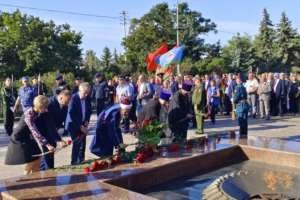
[1,0,300,57]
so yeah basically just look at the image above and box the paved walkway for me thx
[0,114,300,180]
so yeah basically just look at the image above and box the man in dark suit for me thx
[65,82,92,165]
[37,90,71,169]
[273,73,287,116]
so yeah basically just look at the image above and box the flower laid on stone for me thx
[169,143,180,152]
[134,145,155,163]
[136,152,146,163]
[83,167,90,174]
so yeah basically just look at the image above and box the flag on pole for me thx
[157,46,184,68]
[146,43,168,72]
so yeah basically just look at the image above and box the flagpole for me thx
[176,0,180,75]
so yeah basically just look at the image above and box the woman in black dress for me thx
[5,95,55,175]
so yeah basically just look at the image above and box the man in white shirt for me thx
[245,72,259,118]
[116,75,134,103]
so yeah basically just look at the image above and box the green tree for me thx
[123,3,216,72]
[276,12,299,71]
[112,48,119,64]
[84,49,101,71]
[101,47,112,68]
[0,10,82,78]
[253,8,276,71]
[222,34,256,73]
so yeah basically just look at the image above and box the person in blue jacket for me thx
[65,82,92,165]
[89,98,132,157]
[14,76,38,112]
[233,75,250,138]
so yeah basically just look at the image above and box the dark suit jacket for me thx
[36,96,67,146]
[48,96,68,129]
[274,79,286,98]
[65,93,92,139]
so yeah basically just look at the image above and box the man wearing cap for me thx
[14,76,38,112]
[92,73,109,115]
[52,74,68,96]
[168,81,193,142]
[233,76,250,138]
[192,77,206,134]
[32,75,47,96]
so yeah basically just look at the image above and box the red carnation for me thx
[67,139,72,145]
[97,160,109,170]
[83,167,90,174]
[169,144,180,152]
[136,152,146,163]
[143,119,151,126]
[90,161,99,172]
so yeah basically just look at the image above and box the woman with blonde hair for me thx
[5,95,55,175]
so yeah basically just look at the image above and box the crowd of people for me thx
[1,71,300,174]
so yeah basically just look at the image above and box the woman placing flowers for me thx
[5,95,55,175]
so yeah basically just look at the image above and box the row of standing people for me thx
[2,70,298,174]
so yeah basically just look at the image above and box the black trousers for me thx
[275,96,285,116]
[238,117,248,137]
[223,95,232,114]
[129,100,137,122]
[210,104,218,124]
[96,99,105,116]
[71,136,86,165]
[4,108,14,136]
[289,96,299,114]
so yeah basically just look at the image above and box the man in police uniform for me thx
[233,75,250,138]
[1,77,16,136]
[14,76,38,112]
[52,74,68,96]
[32,75,47,96]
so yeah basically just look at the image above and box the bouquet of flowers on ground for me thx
[138,120,165,145]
